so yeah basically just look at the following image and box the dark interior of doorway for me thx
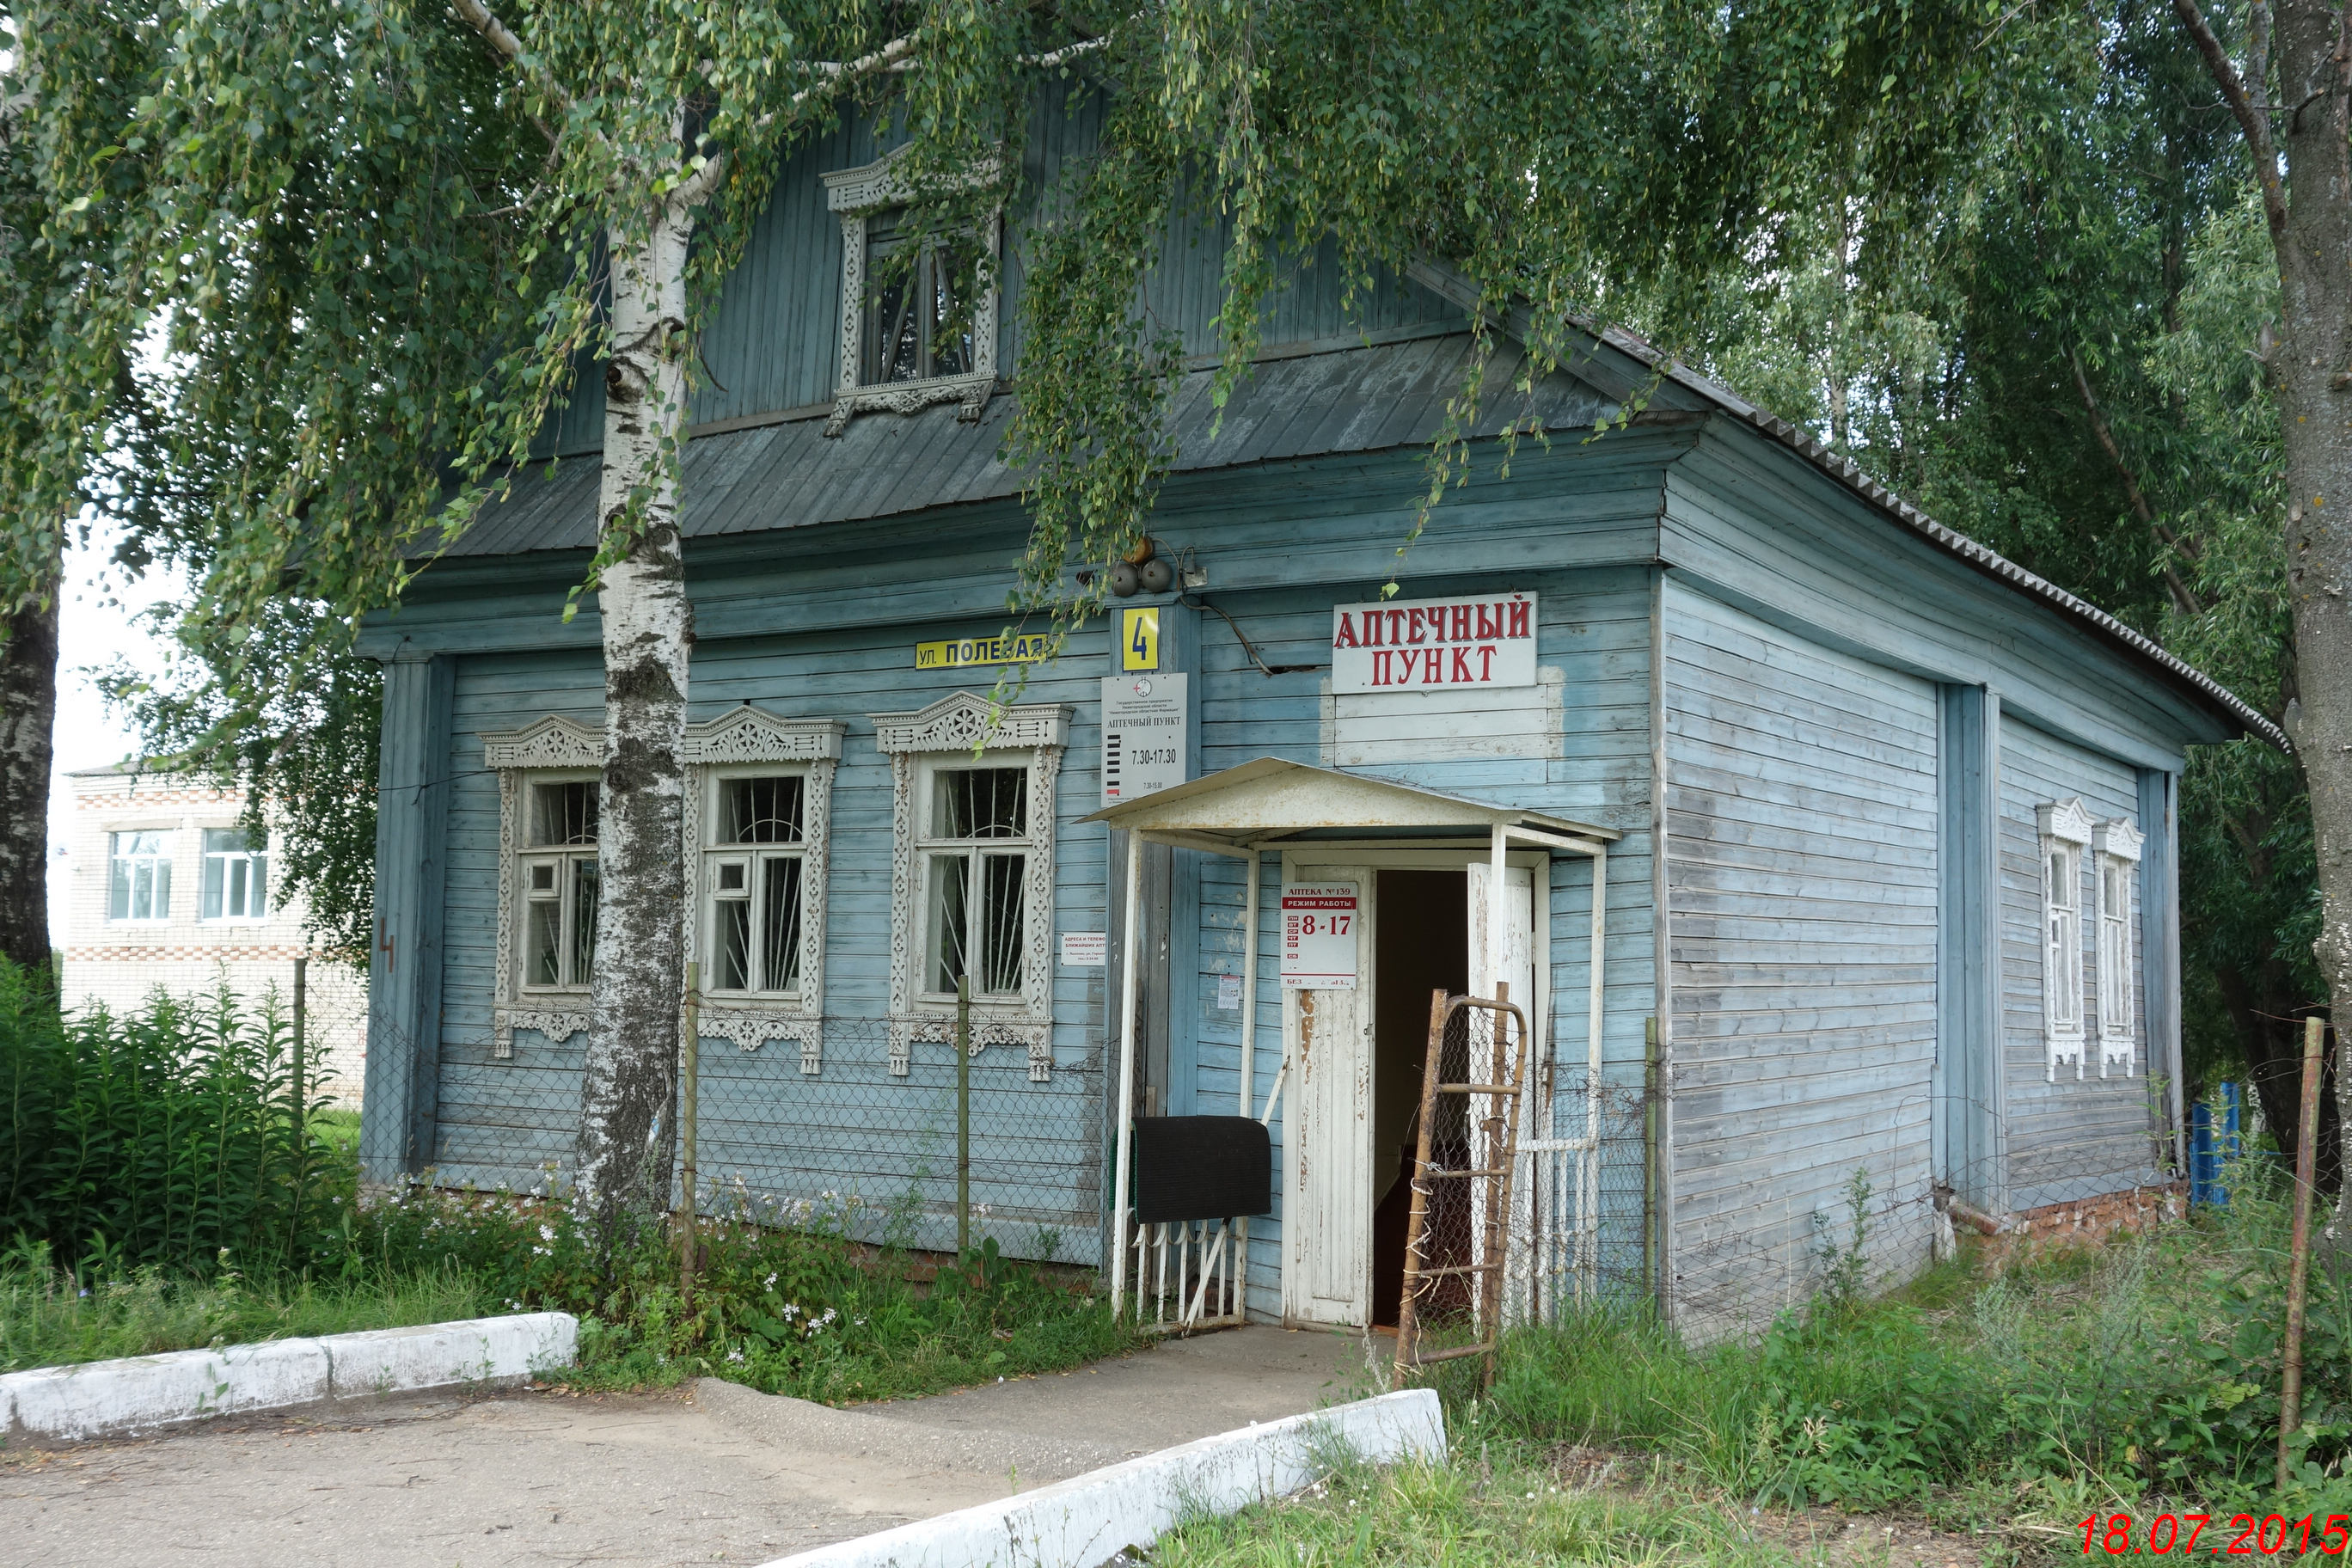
[1369,868,1467,1327]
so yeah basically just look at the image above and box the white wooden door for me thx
[1465,863,1538,1321]
[1282,866,1374,1326]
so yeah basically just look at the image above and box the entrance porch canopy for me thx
[1080,757,1620,1316]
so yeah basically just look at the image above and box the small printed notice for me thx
[1100,673,1189,806]
[1059,931,1107,967]
[1216,973,1243,1011]
[1281,883,1360,989]
[1329,592,1538,694]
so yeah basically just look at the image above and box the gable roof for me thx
[441,325,1610,560]
[1392,261,2286,750]
[435,270,2279,750]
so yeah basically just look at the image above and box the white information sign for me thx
[1059,931,1107,967]
[1281,883,1361,989]
[1100,673,1190,805]
[1329,591,1538,695]
[1216,973,1243,1011]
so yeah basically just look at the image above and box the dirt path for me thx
[0,1326,1359,1568]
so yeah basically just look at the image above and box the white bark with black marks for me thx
[572,199,697,1222]
[0,590,58,977]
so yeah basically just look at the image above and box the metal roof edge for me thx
[1400,255,2284,752]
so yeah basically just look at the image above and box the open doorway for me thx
[1369,869,1468,1327]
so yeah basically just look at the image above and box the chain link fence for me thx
[378,997,2189,1333]
[415,1015,1107,1268]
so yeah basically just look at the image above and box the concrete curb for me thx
[0,1311,578,1444]
[756,1387,1446,1568]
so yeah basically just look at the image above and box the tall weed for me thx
[0,956,346,1277]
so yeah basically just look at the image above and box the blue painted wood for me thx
[1937,685,2005,1210]
[361,653,454,1183]
[1661,442,2226,764]
[1998,718,2161,1211]
[2140,767,2183,1172]
[1661,581,1939,1328]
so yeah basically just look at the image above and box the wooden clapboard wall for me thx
[1999,718,2159,1210]
[1660,581,1940,1332]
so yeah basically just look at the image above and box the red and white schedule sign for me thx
[1329,592,1537,694]
[1281,883,1360,989]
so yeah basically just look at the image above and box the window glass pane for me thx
[716,897,751,992]
[249,855,267,916]
[150,859,170,921]
[928,236,983,378]
[928,853,971,993]
[2048,851,2070,908]
[108,855,131,920]
[228,858,249,918]
[762,857,804,992]
[569,857,599,985]
[530,862,557,892]
[132,861,152,922]
[720,776,804,843]
[202,827,261,854]
[117,830,164,856]
[530,781,598,847]
[527,898,561,986]
[977,852,1025,995]
[866,225,923,385]
[201,855,226,921]
[932,767,1026,839]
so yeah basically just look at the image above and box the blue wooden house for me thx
[357,95,2276,1336]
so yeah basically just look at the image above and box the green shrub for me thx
[323,1178,1137,1402]
[0,956,347,1277]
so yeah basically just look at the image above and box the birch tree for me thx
[25,0,2075,1252]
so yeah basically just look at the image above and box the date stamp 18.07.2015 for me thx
[2085,1515,2352,1555]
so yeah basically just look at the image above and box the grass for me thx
[1154,1447,1851,1568]
[1162,1169,2352,1567]
[0,1251,495,1371]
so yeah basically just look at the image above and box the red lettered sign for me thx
[1282,883,1360,989]
[1329,593,1537,694]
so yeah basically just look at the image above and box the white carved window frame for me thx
[872,692,1067,1081]
[2093,816,2143,1078]
[680,709,846,1075]
[821,144,1001,437]
[484,716,603,1059]
[2038,797,2095,1081]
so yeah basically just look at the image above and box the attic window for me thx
[822,146,1001,435]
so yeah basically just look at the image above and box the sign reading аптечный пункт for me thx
[1329,592,1537,694]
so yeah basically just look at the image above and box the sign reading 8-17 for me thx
[1281,883,1360,989]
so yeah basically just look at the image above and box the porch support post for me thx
[1486,822,1509,999]
[1587,845,1607,1098]
[1112,828,1145,1317]
[1235,848,1262,1320]
[1240,850,1260,1115]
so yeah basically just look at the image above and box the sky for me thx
[46,528,187,946]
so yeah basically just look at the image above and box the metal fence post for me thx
[957,976,971,1256]
[681,961,700,1305]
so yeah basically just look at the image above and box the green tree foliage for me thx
[1605,3,2323,1175]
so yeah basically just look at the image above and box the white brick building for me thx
[58,766,368,1106]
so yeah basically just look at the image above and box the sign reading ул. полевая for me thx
[1329,592,1536,694]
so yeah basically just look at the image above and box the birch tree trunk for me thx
[573,194,696,1229]
[0,588,58,978]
